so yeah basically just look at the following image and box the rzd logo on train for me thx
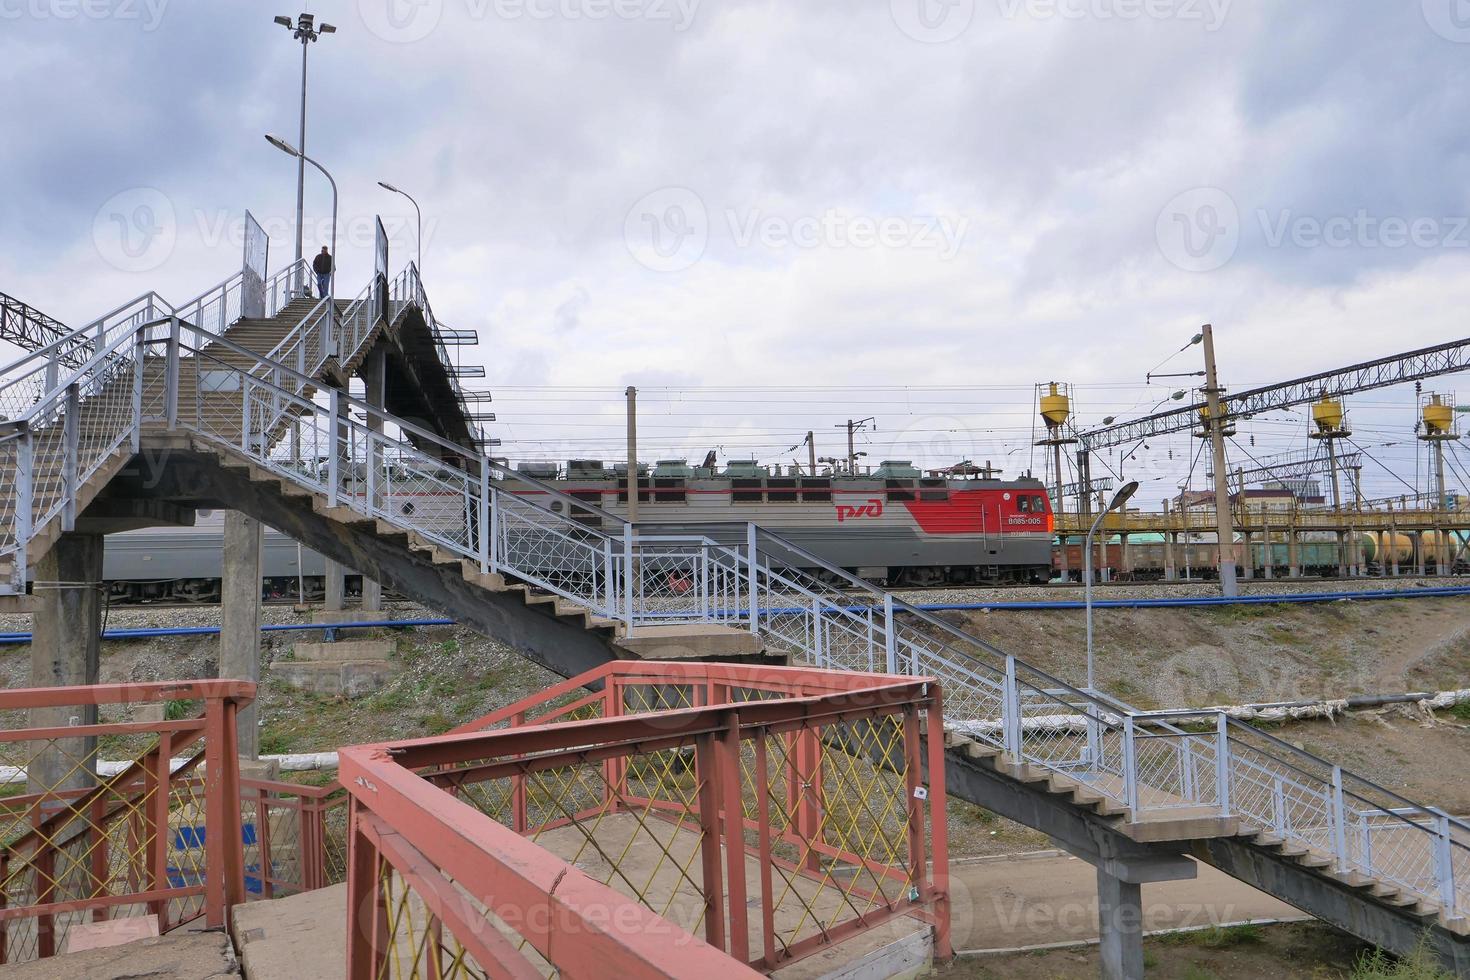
[836,498,884,522]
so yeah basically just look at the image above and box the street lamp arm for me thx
[377,181,424,278]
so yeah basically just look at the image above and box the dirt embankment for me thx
[947,595,1470,708]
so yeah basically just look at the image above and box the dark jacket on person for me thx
[312,253,333,275]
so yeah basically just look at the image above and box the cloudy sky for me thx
[5,0,1470,501]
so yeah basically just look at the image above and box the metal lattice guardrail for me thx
[344,661,950,977]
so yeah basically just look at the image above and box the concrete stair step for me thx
[271,658,396,698]
[288,638,395,664]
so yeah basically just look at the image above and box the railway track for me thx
[86,574,1466,610]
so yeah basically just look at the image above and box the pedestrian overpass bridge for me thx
[1,237,1468,978]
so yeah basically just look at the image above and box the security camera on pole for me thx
[273,12,336,298]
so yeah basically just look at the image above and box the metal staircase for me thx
[2,264,1469,971]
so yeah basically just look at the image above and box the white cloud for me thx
[4,3,1470,496]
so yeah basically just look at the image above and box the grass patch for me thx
[1350,939,1454,979]
[258,729,294,756]
[164,699,197,721]
[1157,923,1264,949]
[1448,702,1470,722]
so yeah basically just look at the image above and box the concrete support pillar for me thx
[222,512,262,759]
[1389,526,1400,577]
[1119,534,1131,580]
[1261,523,1273,579]
[1241,531,1254,580]
[360,347,387,613]
[1162,504,1177,582]
[29,533,104,796]
[1416,531,1427,577]
[1096,867,1144,980]
[1336,530,1348,578]
[1288,528,1300,579]
[323,560,346,611]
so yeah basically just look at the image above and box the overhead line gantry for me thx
[1078,335,1470,450]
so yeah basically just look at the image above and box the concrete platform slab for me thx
[62,914,159,953]
[234,883,346,980]
[945,851,1306,952]
[0,928,237,979]
[616,623,768,661]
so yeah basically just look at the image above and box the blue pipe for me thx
[0,586,1465,644]
[0,618,455,645]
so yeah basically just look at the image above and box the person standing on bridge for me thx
[312,246,333,300]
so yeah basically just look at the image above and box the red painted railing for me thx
[239,779,349,899]
[342,661,950,978]
[0,680,253,963]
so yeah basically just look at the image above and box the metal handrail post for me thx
[884,593,898,675]
[1331,766,1349,872]
[326,388,340,508]
[1215,712,1231,817]
[1003,657,1021,759]
[1435,812,1457,917]
[746,522,759,635]
[623,523,635,636]
[131,328,146,449]
[700,540,710,621]
[61,383,79,532]
[602,537,614,617]
[1122,716,1139,812]
[240,377,252,453]
[166,317,180,429]
[477,466,490,574]
[15,426,33,587]
[366,430,379,516]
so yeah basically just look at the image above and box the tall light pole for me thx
[377,182,423,278]
[1085,480,1138,692]
[274,13,336,295]
[266,135,337,339]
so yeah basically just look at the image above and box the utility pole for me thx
[1201,324,1239,597]
[807,431,816,476]
[837,417,874,476]
[626,386,638,524]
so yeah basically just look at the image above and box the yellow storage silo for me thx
[1423,394,1456,438]
[1039,383,1071,433]
[1311,394,1347,435]
[1195,402,1236,438]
